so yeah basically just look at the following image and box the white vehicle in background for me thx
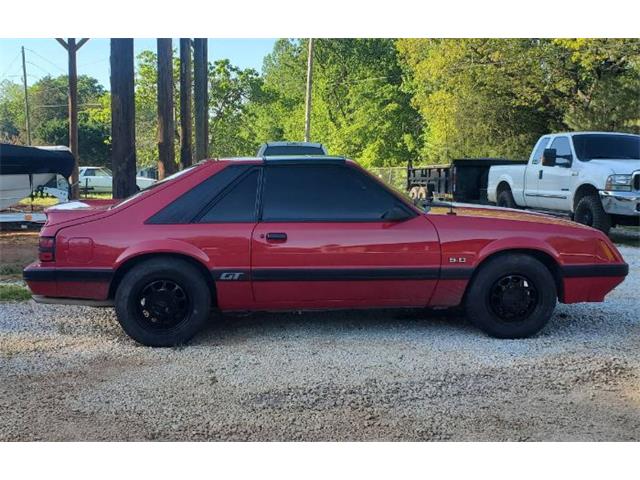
[488,132,640,234]
[79,166,156,193]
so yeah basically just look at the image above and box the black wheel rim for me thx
[135,279,190,330]
[487,274,538,322]
[582,209,593,226]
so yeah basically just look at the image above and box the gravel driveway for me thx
[1,245,638,441]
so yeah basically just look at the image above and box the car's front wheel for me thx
[115,257,211,347]
[464,254,556,338]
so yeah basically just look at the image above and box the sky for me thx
[0,38,277,88]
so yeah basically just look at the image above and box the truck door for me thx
[536,136,575,211]
[250,162,441,309]
[523,136,549,208]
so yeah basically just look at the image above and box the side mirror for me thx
[381,206,412,222]
[542,148,557,167]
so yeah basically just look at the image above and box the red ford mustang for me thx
[24,156,628,346]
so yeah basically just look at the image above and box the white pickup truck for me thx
[488,132,640,233]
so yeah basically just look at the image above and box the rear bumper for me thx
[599,190,640,216]
[23,263,113,300]
[31,295,114,307]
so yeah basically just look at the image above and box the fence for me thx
[367,166,408,192]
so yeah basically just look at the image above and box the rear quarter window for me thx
[146,165,251,224]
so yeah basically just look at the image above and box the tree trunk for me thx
[179,38,193,168]
[156,38,176,179]
[110,39,137,199]
[193,38,208,160]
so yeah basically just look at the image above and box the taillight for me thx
[39,236,55,262]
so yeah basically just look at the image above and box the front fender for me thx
[475,236,561,267]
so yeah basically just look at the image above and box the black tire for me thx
[497,189,517,208]
[465,254,557,339]
[574,195,611,234]
[115,258,211,347]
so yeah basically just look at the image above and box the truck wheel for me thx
[465,254,557,339]
[115,258,211,347]
[497,189,516,208]
[574,195,611,234]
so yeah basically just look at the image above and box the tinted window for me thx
[531,137,549,164]
[147,165,250,224]
[262,165,408,221]
[550,137,572,160]
[572,134,640,161]
[199,170,259,222]
[84,169,95,176]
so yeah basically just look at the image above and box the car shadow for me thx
[191,307,475,346]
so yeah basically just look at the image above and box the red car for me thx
[24,156,628,346]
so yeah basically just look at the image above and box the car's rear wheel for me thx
[497,188,516,208]
[115,258,211,347]
[574,194,611,234]
[464,254,556,338]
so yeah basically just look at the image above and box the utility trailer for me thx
[0,144,73,230]
[407,158,527,204]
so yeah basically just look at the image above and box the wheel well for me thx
[463,248,564,303]
[108,252,217,305]
[496,181,511,196]
[573,184,599,211]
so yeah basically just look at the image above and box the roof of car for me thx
[545,131,640,137]
[220,155,346,164]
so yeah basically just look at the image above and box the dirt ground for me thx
[0,230,638,441]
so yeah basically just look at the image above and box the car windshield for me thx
[572,134,640,161]
[111,165,197,209]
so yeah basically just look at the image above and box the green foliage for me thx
[250,39,421,167]
[0,74,110,165]
[397,38,640,164]
[2,39,638,170]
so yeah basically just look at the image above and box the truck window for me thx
[531,137,548,164]
[550,137,572,162]
[572,134,640,161]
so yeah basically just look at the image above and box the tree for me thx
[396,38,640,164]
[110,38,137,199]
[250,39,420,167]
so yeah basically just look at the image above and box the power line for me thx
[25,48,66,73]
[0,53,21,81]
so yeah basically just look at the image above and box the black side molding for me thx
[23,268,114,283]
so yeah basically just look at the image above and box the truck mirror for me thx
[542,149,557,167]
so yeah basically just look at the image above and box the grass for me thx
[18,192,113,207]
[0,284,32,302]
[0,264,25,276]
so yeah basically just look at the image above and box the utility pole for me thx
[157,38,176,180]
[20,46,31,145]
[193,38,208,160]
[304,38,314,142]
[179,38,193,168]
[56,37,89,199]
[110,38,137,199]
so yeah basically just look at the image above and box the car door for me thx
[537,136,575,211]
[250,162,441,309]
[523,136,549,208]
